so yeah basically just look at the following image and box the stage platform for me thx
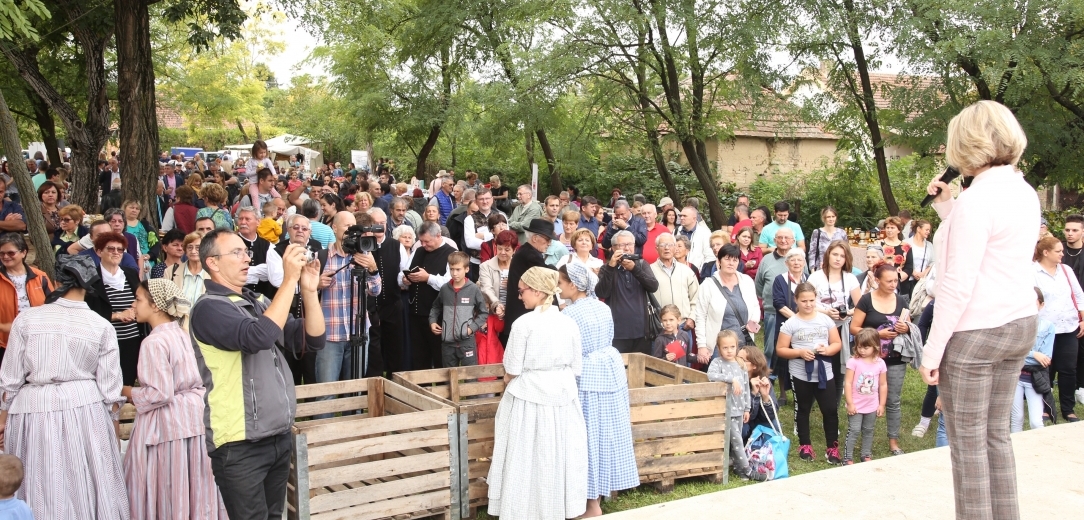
[609,422,1084,519]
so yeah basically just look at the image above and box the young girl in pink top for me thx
[843,328,888,464]
[243,140,281,217]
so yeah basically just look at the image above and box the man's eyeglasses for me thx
[212,249,251,261]
[290,226,311,233]
[657,243,675,249]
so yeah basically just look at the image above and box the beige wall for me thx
[665,136,840,188]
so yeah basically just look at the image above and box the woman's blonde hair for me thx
[183,232,202,251]
[569,227,596,250]
[709,230,729,245]
[945,100,1027,175]
[201,183,227,206]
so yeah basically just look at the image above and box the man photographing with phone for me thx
[596,229,659,355]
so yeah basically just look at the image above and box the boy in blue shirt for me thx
[0,454,33,519]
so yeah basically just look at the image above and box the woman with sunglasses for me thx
[85,231,147,386]
[0,233,53,368]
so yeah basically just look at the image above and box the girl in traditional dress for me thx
[558,263,639,517]
[122,278,227,519]
[487,267,588,519]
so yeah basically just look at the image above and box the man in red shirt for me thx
[642,204,669,264]
[729,204,752,243]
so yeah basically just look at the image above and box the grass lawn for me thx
[474,368,1084,518]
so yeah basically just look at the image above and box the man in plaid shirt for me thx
[318,211,381,387]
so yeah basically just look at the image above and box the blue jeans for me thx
[936,412,949,448]
[763,311,778,361]
[315,340,353,419]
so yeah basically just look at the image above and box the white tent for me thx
[224,134,324,171]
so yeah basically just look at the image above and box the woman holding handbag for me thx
[1032,236,1084,422]
[693,244,761,365]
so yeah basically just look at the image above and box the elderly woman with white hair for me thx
[921,100,1040,520]
[487,267,587,520]
[393,224,418,369]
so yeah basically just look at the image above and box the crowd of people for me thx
[0,100,1069,519]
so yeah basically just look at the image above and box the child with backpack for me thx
[708,330,766,481]
[430,252,489,367]
[1011,287,1055,432]
[843,328,888,464]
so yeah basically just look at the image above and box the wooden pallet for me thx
[287,377,460,520]
[393,364,505,519]
[623,353,730,490]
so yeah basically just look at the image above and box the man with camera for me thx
[189,229,325,520]
[404,222,457,370]
[317,212,382,387]
[602,200,648,256]
[596,229,660,355]
[266,214,326,386]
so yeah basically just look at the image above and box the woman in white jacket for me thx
[694,244,761,364]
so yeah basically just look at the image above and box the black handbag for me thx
[710,276,756,347]
[645,291,664,341]
[1025,365,1052,395]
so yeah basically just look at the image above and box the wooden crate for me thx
[623,353,730,491]
[118,403,136,440]
[392,364,506,519]
[287,377,460,520]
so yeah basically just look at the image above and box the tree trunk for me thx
[25,87,62,168]
[236,119,249,143]
[254,122,262,141]
[524,127,535,170]
[116,0,161,227]
[415,125,441,181]
[0,90,55,276]
[647,131,678,203]
[535,129,561,195]
[844,0,898,216]
[679,138,726,228]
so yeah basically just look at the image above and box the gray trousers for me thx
[845,412,876,460]
[886,363,906,440]
[728,415,748,472]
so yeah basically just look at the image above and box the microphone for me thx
[921,167,961,207]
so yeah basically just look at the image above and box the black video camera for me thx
[341,225,383,255]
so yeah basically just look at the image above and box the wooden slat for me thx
[296,379,371,400]
[633,433,725,458]
[297,408,452,444]
[448,367,460,403]
[393,368,454,385]
[296,396,368,419]
[468,459,491,479]
[631,416,728,439]
[637,452,724,475]
[629,399,726,423]
[384,379,448,412]
[627,382,727,405]
[644,370,682,388]
[307,429,449,466]
[466,419,495,441]
[456,380,505,397]
[119,404,137,420]
[367,378,385,418]
[309,472,450,514]
[465,440,495,460]
[309,489,449,520]
[626,353,645,388]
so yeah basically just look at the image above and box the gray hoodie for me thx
[429,279,488,346]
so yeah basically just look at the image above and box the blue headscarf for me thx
[563,262,598,298]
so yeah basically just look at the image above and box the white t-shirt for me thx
[780,312,837,383]
[806,270,860,312]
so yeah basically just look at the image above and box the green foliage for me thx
[0,0,50,40]
[749,154,942,232]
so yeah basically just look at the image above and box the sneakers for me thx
[799,444,815,461]
[861,455,873,463]
[843,459,854,465]
[825,442,842,465]
[911,422,929,438]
